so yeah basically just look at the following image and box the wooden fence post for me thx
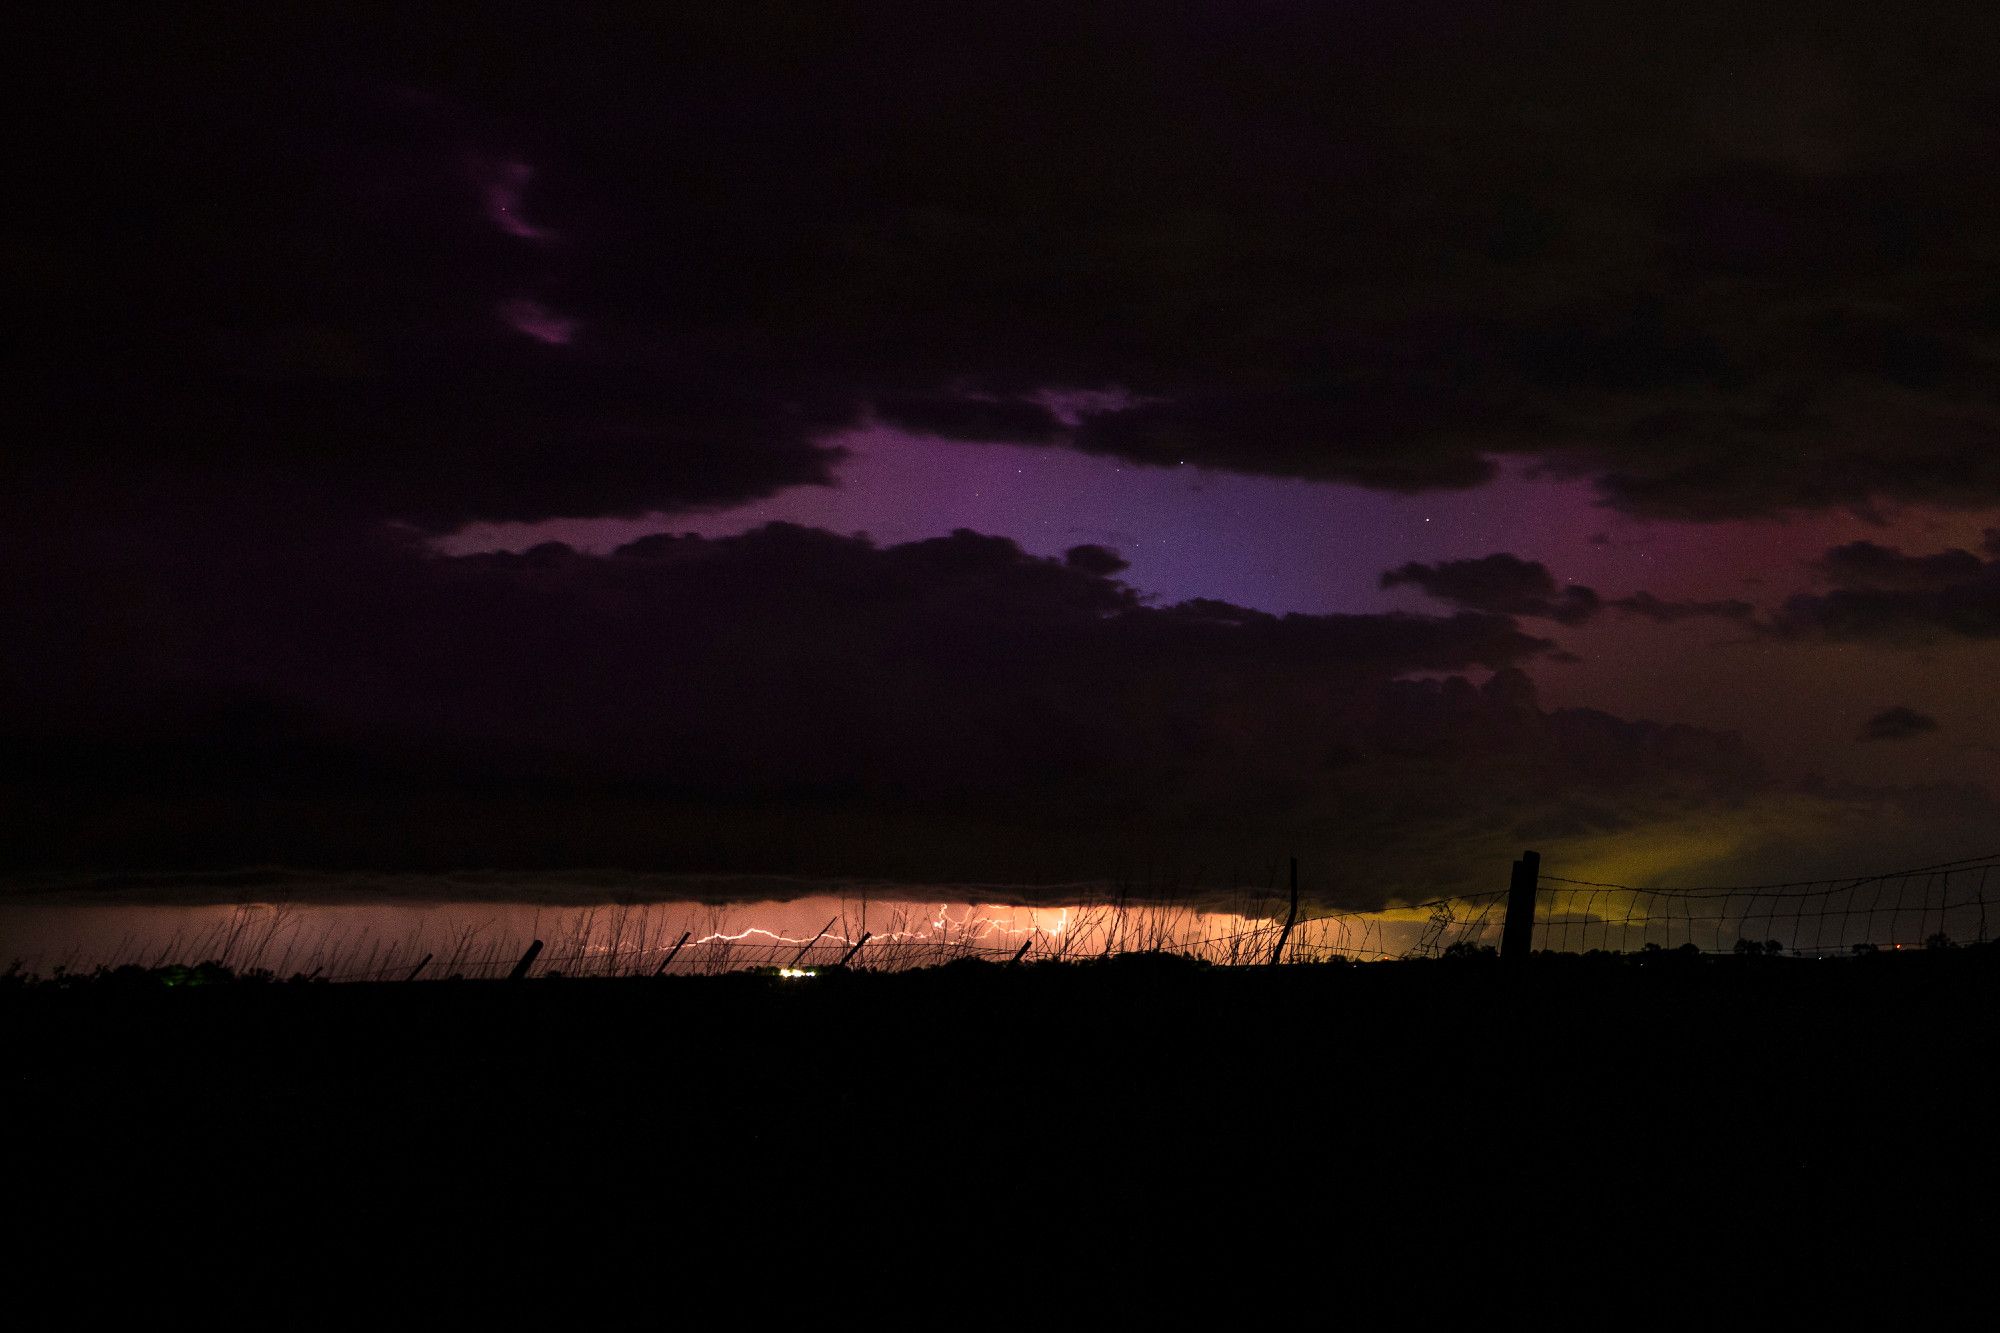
[791,917,837,966]
[1268,856,1300,966]
[837,932,872,967]
[508,939,544,981]
[653,930,692,977]
[404,953,432,983]
[1502,851,1540,962]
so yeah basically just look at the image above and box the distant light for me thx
[778,967,817,979]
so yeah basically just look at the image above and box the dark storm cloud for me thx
[1383,555,1755,625]
[871,397,1066,444]
[14,19,856,528]
[17,2,2000,527]
[1382,555,1600,625]
[1063,544,1131,578]
[1775,540,2000,641]
[1859,707,1939,742]
[1813,541,1985,590]
[1611,592,1758,624]
[3,518,1552,780]
[3,507,1814,895]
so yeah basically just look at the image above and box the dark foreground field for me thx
[8,951,1998,1310]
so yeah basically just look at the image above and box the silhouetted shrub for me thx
[1734,938,1787,957]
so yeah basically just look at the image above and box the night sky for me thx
[13,1,2000,904]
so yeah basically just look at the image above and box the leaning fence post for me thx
[404,953,432,983]
[653,930,692,977]
[508,939,545,981]
[837,932,872,968]
[791,917,837,966]
[1502,851,1540,962]
[1268,856,1300,966]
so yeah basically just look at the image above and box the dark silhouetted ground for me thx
[7,951,1996,1310]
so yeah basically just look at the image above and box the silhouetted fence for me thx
[309,881,1515,978]
[1529,852,1999,957]
[20,851,1999,982]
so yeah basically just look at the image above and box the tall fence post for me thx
[1502,851,1540,962]
[508,939,545,981]
[652,930,692,977]
[791,917,837,966]
[1268,856,1300,966]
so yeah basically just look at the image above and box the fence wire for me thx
[310,888,1515,981]
[1533,854,2000,957]
[16,853,1998,984]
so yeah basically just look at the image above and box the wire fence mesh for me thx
[1532,854,2000,957]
